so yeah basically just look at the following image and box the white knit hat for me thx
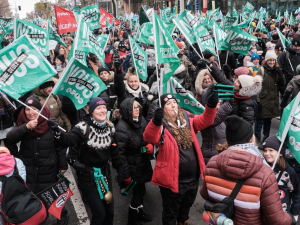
[238,75,254,88]
[265,50,277,62]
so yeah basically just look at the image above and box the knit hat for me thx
[56,54,65,64]
[175,41,184,49]
[203,50,214,59]
[251,53,260,62]
[160,94,177,108]
[275,43,283,51]
[292,36,300,46]
[262,135,285,157]
[122,31,128,39]
[292,25,298,32]
[234,67,251,77]
[225,115,253,145]
[113,41,119,49]
[270,24,275,29]
[39,80,55,90]
[252,22,256,27]
[98,66,109,75]
[25,96,42,110]
[118,41,126,48]
[271,34,279,41]
[238,75,254,88]
[88,97,107,114]
[265,50,277,62]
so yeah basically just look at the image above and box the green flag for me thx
[53,58,106,110]
[80,5,101,30]
[196,26,217,56]
[0,18,13,35]
[284,10,289,18]
[256,20,268,32]
[233,7,239,18]
[277,28,291,49]
[0,35,56,100]
[153,11,179,83]
[226,12,230,17]
[70,16,106,67]
[48,21,67,48]
[220,26,258,55]
[161,7,171,21]
[162,77,204,114]
[276,12,282,23]
[139,7,150,26]
[277,93,300,164]
[244,2,254,13]
[213,23,226,50]
[289,13,296,25]
[163,21,176,35]
[106,18,112,29]
[96,34,109,65]
[237,16,251,29]
[137,22,154,44]
[129,36,148,82]
[223,16,237,31]
[14,19,49,56]
[172,10,196,45]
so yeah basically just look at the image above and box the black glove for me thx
[197,59,212,70]
[153,107,164,126]
[206,84,219,108]
[139,93,148,108]
[287,212,297,225]
[257,102,263,110]
[273,67,283,77]
[47,118,60,133]
[113,57,123,70]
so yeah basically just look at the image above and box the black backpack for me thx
[204,179,246,218]
[0,159,47,225]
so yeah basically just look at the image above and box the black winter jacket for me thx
[209,64,233,85]
[232,99,255,125]
[219,50,237,71]
[98,72,117,112]
[56,116,125,183]
[115,98,153,184]
[7,125,67,193]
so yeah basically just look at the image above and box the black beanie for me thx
[88,97,107,114]
[271,34,279,41]
[160,94,177,108]
[98,66,109,75]
[25,96,42,110]
[122,31,128,39]
[118,41,126,48]
[203,50,214,59]
[56,54,65,64]
[292,25,298,32]
[275,43,283,51]
[39,80,54,90]
[224,115,253,145]
[292,36,300,46]
[262,135,286,157]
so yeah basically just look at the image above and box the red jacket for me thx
[143,106,217,193]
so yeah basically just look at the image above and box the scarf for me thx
[231,142,269,166]
[125,82,141,97]
[91,117,107,128]
[234,90,252,102]
[17,107,52,138]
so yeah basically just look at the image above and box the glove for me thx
[47,118,60,133]
[139,93,148,108]
[287,212,297,225]
[257,102,263,110]
[206,84,219,108]
[113,57,123,70]
[123,177,132,185]
[274,67,283,77]
[153,107,164,126]
[197,59,212,70]
[145,144,154,154]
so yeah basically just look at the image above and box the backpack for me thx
[204,179,246,218]
[0,159,47,225]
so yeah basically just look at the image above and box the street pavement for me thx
[43,118,288,225]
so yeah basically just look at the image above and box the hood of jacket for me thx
[291,75,300,87]
[195,69,216,95]
[216,148,263,180]
[124,80,149,97]
[119,97,141,128]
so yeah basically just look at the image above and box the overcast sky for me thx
[13,0,56,19]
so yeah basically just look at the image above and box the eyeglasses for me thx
[133,106,140,110]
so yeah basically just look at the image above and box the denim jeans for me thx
[254,118,272,140]
[78,171,114,225]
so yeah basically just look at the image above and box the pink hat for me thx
[234,67,251,77]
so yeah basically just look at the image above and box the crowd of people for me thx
[1,8,300,225]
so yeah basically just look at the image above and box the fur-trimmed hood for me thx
[195,69,216,95]
[239,75,263,97]
[124,80,149,98]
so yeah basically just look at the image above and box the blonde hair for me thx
[163,109,193,149]
[133,100,142,109]
[125,67,138,81]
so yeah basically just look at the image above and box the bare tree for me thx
[0,0,11,18]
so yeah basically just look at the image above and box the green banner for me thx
[70,16,106,67]
[161,7,171,21]
[0,18,13,35]
[80,5,100,30]
[153,11,179,83]
[220,26,258,55]
[244,2,254,13]
[14,18,49,56]
[277,28,291,49]
[129,36,148,82]
[237,16,251,29]
[223,16,237,31]
[48,21,67,48]
[256,20,268,32]
[53,58,106,109]
[0,35,56,100]
[213,23,227,50]
[162,76,204,114]
[289,13,296,25]
[233,7,239,18]
[163,21,176,35]
[196,26,216,56]
[137,22,154,44]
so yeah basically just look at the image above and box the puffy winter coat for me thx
[33,87,71,131]
[143,105,217,193]
[256,64,286,118]
[116,98,153,183]
[194,69,216,104]
[98,71,117,112]
[232,99,255,125]
[200,148,292,225]
[200,102,232,164]
[278,45,300,84]
[281,75,300,108]
[209,64,233,86]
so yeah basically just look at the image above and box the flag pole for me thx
[272,92,300,170]
[225,50,229,65]
[213,24,221,68]
[36,91,53,120]
[0,93,16,109]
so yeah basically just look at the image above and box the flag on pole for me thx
[129,36,148,82]
[213,23,226,50]
[0,18,13,35]
[14,19,49,56]
[237,15,251,28]
[48,21,67,48]
[0,35,56,100]
[53,58,106,109]
[105,17,113,29]
[232,7,238,18]
[288,13,296,25]
[139,7,150,26]
[153,11,180,83]
[276,28,291,49]
[277,93,300,164]
[54,5,77,34]
[244,2,254,13]
[80,5,101,30]
[195,26,217,56]
[219,26,258,55]
[162,77,205,114]
[256,20,268,32]
[137,22,154,44]
[99,8,120,28]
[276,12,282,23]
